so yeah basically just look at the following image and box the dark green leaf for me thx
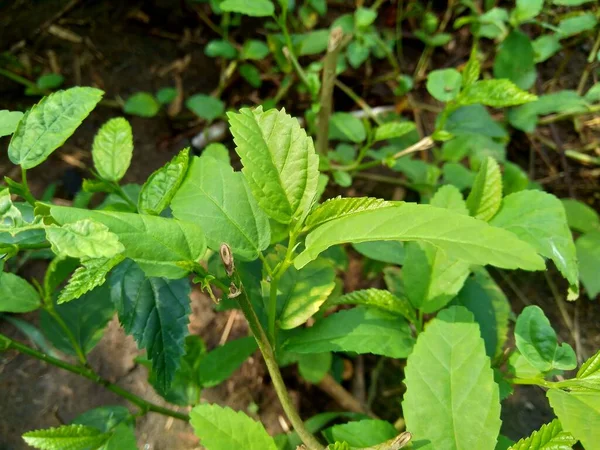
[329,112,366,143]
[298,352,331,383]
[240,63,262,88]
[241,40,270,60]
[123,92,159,118]
[493,30,536,90]
[205,40,238,59]
[576,231,600,298]
[36,73,64,90]
[198,337,257,388]
[156,87,178,105]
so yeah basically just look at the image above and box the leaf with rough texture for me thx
[171,154,270,261]
[462,47,480,87]
[50,205,206,278]
[46,220,124,259]
[190,404,277,450]
[92,117,133,182]
[466,157,503,221]
[490,190,578,296]
[547,389,600,450]
[285,306,414,358]
[198,337,257,388]
[0,272,41,313]
[228,106,319,224]
[109,260,190,394]
[220,0,274,16]
[305,197,394,230]
[296,202,545,271]
[374,122,416,142]
[0,188,24,226]
[58,255,125,304]
[403,306,501,450]
[576,231,600,298]
[0,110,23,137]
[459,80,537,108]
[22,425,109,450]
[515,306,576,372]
[325,289,417,324]
[324,420,397,447]
[561,199,599,233]
[9,87,103,169]
[139,148,189,215]
[430,185,468,215]
[509,419,576,450]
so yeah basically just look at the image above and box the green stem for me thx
[0,333,189,421]
[334,80,383,126]
[277,10,312,92]
[20,168,37,206]
[0,68,40,91]
[507,377,558,389]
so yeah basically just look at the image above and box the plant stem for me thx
[334,80,383,126]
[538,104,600,125]
[508,377,557,389]
[20,168,37,206]
[278,9,312,92]
[0,68,40,91]
[577,29,600,95]
[0,333,189,421]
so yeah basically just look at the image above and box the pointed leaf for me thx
[430,185,468,215]
[0,272,41,313]
[403,306,501,450]
[561,199,599,234]
[493,30,536,90]
[466,157,503,221]
[123,92,159,117]
[22,425,109,450]
[92,117,133,182]
[329,112,367,143]
[547,389,600,450]
[58,255,125,304]
[462,47,480,87]
[577,349,600,379]
[9,87,103,169]
[198,337,258,388]
[374,122,416,142]
[0,110,24,137]
[46,220,124,259]
[509,419,576,450]
[305,197,393,231]
[458,80,537,108]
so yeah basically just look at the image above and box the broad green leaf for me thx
[44,256,79,296]
[561,199,599,233]
[50,205,207,278]
[446,105,508,139]
[228,107,319,224]
[558,13,597,38]
[576,231,600,298]
[476,7,509,39]
[533,35,562,63]
[515,306,576,372]
[426,69,462,102]
[72,405,132,432]
[102,424,137,450]
[171,155,270,261]
[239,63,262,88]
[278,259,336,330]
[220,0,275,16]
[186,94,225,121]
[241,40,270,60]
[355,7,377,29]
[329,112,367,143]
[9,87,103,169]
[138,148,190,215]
[198,337,258,388]
[503,161,530,195]
[0,110,23,137]
[0,188,24,226]
[352,241,405,265]
[295,202,545,271]
[298,352,331,383]
[36,73,64,90]
[324,289,417,324]
[490,190,578,295]
[109,260,190,393]
[92,117,133,182]
[346,41,371,69]
[493,30,536,90]
[22,425,109,450]
[58,255,125,304]
[509,419,576,450]
[285,306,415,358]
[585,83,600,103]
[46,220,124,259]
[374,122,416,142]
[466,157,502,221]
[458,80,537,108]
[324,420,397,447]
[123,92,159,117]
[403,306,501,450]
[156,87,177,105]
[203,143,231,163]
[0,272,41,313]
[510,0,544,25]
[190,404,278,450]
[305,197,393,231]
[430,185,468,215]
[206,39,238,59]
[547,389,600,450]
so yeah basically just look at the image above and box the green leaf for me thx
[329,112,367,143]
[241,40,270,60]
[206,39,238,59]
[305,197,393,231]
[576,231,600,298]
[171,155,270,261]
[109,260,190,393]
[324,420,397,447]
[585,83,600,103]
[462,47,480,87]
[490,190,578,295]
[58,255,125,304]
[515,305,576,372]
[509,419,576,450]
[9,87,103,169]
[493,30,536,90]
[72,405,132,432]
[50,205,207,278]
[352,241,405,265]
[298,352,331,383]
[446,105,508,139]
[186,94,225,121]
[190,403,278,450]
[561,199,599,233]
[510,0,544,25]
[198,337,258,388]
[374,122,416,142]
[355,7,377,28]
[285,306,415,358]
[533,35,562,63]
[220,0,275,16]
[239,63,262,88]
[346,41,371,69]
[558,13,597,38]
[0,272,41,313]
[36,73,64,90]
[553,0,594,4]
[203,143,231,163]
[0,188,25,226]
[123,92,159,117]
[278,259,336,330]
[325,288,416,324]
[0,110,24,137]
[503,161,530,194]
[138,148,190,215]
[46,220,125,259]
[466,157,503,221]
[228,107,319,224]
[23,424,109,450]
[547,389,600,450]
[426,69,463,102]
[430,185,468,215]
[91,117,133,182]
[156,87,178,105]
[403,306,501,450]
[295,202,545,271]
[458,80,537,108]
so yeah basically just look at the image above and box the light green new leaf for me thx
[198,337,257,388]
[458,80,537,108]
[490,190,578,296]
[329,112,367,143]
[576,231,600,298]
[278,259,336,330]
[324,420,397,447]
[139,148,189,215]
[578,350,600,379]
[9,87,103,169]
[493,30,536,90]
[109,260,190,394]
[46,220,124,259]
[295,202,545,271]
[561,199,599,233]
[430,185,468,215]
[285,306,414,358]
[403,306,501,450]
[509,419,576,450]
[228,107,319,224]
[58,255,125,304]
[50,205,206,278]
[374,122,416,142]
[92,117,133,182]
[22,424,109,450]
[324,289,417,324]
[0,272,41,313]
[466,157,503,221]
[171,155,270,261]
[298,352,331,383]
[190,404,277,450]
[426,69,462,102]
[515,306,576,372]
[0,110,23,137]
[462,47,480,87]
[305,196,394,231]
[547,389,600,450]
[219,0,275,17]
